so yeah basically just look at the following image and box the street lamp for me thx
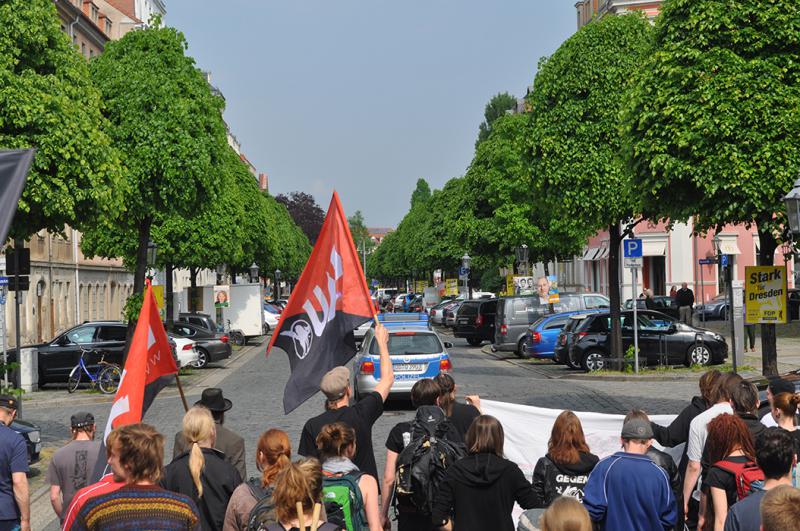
[515,244,529,275]
[783,177,800,236]
[274,269,281,301]
[146,239,157,280]
[249,262,259,283]
[215,263,226,285]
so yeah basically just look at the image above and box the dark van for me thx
[493,292,610,355]
[454,299,497,346]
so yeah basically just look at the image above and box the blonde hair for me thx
[761,485,800,531]
[540,496,592,531]
[182,406,215,497]
[273,458,323,523]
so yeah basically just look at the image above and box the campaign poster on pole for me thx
[505,275,514,296]
[151,285,166,320]
[214,285,230,308]
[444,279,459,296]
[547,274,560,304]
[744,266,787,324]
[513,276,535,295]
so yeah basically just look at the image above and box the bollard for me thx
[18,348,38,393]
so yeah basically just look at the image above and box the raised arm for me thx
[372,323,395,401]
[380,450,399,529]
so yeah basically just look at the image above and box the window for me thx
[66,325,98,344]
[585,295,610,309]
[369,333,443,355]
[105,19,112,35]
[97,326,126,342]
[545,316,570,330]
[188,317,205,327]
[91,5,99,22]
[81,42,86,57]
[89,49,94,58]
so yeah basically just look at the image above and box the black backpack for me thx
[246,478,277,531]
[394,406,466,515]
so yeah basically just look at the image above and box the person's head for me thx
[70,412,96,440]
[537,276,550,298]
[0,395,19,425]
[193,387,232,425]
[760,485,800,531]
[273,458,323,523]
[216,290,227,302]
[539,496,592,531]
[183,406,216,497]
[699,370,722,406]
[772,392,800,424]
[681,282,688,289]
[621,410,653,454]
[704,413,756,465]
[256,429,292,488]
[106,423,164,484]
[548,411,590,466]
[434,373,456,415]
[709,371,744,404]
[411,378,441,408]
[766,378,794,407]
[320,366,351,409]
[730,381,760,415]
[466,415,504,456]
[316,422,356,462]
[755,428,796,481]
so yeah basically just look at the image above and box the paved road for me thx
[30,329,700,530]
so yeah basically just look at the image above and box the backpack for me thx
[321,470,369,531]
[713,459,765,501]
[394,405,466,515]
[246,477,276,531]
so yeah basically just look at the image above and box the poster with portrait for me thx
[513,276,534,295]
[214,285,230,308]
[547,274,559,304]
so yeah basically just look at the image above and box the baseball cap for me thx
[71,412,95,429]
[768,378,795,396]
[0,395,18,410]
[621,418,654,440]
[320,366,351,401]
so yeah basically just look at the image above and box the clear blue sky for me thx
[165,1,576,227]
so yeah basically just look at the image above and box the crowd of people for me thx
[0,324,798,530]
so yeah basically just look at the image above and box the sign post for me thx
[624,239,643,374]
[0,277,6,389]
[698,258,717,326]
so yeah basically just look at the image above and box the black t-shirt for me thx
[449,401,480,441]
[704,455,750,508]
[386,416,464,455]
[298,392,383,480]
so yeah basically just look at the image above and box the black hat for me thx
[768,378,795,396]
[71,412,95,429]
[0,395,18,410]
[194,388,232,412]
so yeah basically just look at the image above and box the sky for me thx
[165,1,576,228]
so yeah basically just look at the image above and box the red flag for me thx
[268,191,374,413]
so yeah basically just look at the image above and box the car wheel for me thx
[719,308,727,321]
[231,331,246,347]
[193,348,209,369]
[581,350,607,372]
[565,350,579,369]
[67,366,81,393]
[262,323,270,335]
[686,344,711,367]
[467,338,482,347]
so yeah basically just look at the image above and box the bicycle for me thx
[67,347,122,394]
[227,319,246,347]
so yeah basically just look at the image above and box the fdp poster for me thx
[214,285,230,308]
[445,279,459,296]
[744,266,787,324]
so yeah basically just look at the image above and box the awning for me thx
[642,239,667,256]
[718,240,741,255]
[582,247,599,261]
[594,247,609,260]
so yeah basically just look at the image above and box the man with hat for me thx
[583,413,677,531]
[47,412,100,524]
[173,387,246,479]
[0,395,29,531]
[760,377,796,428]
[298,323,393,481]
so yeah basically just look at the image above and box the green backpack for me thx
[321,470,369,531]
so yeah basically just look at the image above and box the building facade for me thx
[575,0,662,28]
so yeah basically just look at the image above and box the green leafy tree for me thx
[0,0,121,241]
[476,92,518,148]
[527,14,652,360]
[410,178,432,208]
[82,24,229,302]
[275,191,325,244]
[623,0,800,375]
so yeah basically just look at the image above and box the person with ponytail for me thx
[270,458,341,531]
[772,392,800,453]
[223,429,292,530]
[433,373,480,441]
[162,406,242,531]
[316,422,381,531]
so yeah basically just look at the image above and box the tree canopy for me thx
[276,191,325,244]
[476,92,518,148]
[410,178,432,208]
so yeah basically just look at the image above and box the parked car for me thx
[694,294,729,321]
[177,312,223,333]
[263,304,280,334]
[623,296,681,320]
[168,334,200,369]
[523,310,601,360]
[554,313,599,368]
[494,293,611,356]
[789,289,800,321]
[748,369,800,419]
[430,299,458,325]
[11,419,41,464]
[352,323,453,400]
[393,294,408,311]
[454,299,497,346]
[408,295,425,313]
[569,310,727,372]
[170,322,232,369]
[444,301,463,328]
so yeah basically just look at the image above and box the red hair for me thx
[704,413,755,465]
[548,411,590,465]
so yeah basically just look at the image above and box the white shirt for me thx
[686,402,733,462]
[761,412,778,428]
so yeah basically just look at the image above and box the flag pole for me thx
[174,373,189,412]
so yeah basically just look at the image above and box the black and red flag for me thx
[268,191,375,413]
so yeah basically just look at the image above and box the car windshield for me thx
[208,318,223,333]
[369,333,443,355]
[264,303,280,313]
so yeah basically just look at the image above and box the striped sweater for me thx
[71,484,201,530]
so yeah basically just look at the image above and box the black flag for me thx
[0,149,35,244]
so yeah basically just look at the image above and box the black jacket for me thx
[531,451,598,508]
[431,453,536,531]
[647,447,683,531]
[161,447,242,531]
[651,395,707,476]
[676,288,694,307]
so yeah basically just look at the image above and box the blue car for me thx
[523,310,602,359]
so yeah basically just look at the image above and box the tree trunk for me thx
[165,262,174,331]
[231,266,237,285]
[758,227,779,376]
[125,217,152,364]
[608,223,623,369]
[189,267,198,312]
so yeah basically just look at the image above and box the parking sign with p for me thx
[624,239,643,258]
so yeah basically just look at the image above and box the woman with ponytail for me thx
[772,392,800,453]
[223,429,292,530]
[434,373,480,441]
[271,458,340,531]
[162,406,241,531]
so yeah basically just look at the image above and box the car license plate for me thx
[394,363,425,372]
[35,443,41,453]
[458,319,468,324]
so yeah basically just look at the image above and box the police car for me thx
[352,313,453,400]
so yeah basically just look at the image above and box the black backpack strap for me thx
[247,477,269,499]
